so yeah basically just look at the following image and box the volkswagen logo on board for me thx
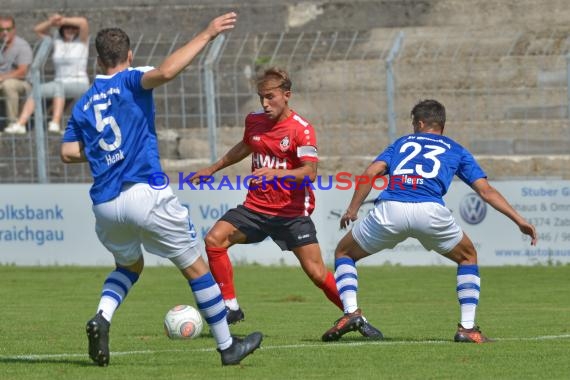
[459,193,487,225]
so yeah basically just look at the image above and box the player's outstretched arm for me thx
[340,160,387,229]
[189,140,251,184]
[141,12,237,89]
[471,178,537,245]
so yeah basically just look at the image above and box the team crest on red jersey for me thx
[279,136,290,152]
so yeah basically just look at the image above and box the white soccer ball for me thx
[164,305,203,339]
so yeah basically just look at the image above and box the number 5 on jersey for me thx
[94,102,122,151]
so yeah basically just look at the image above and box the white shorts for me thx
[93,183,201,269]
[352,200,463,255]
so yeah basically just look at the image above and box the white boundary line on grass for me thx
[2,334,570,361]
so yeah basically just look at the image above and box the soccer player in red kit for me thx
[190,67,382,339]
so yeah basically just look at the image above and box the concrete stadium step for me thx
[504,105,568,120]
[364,27,570,59]
[165,119,570,159]
[291,56,566,93]
[159,154,570,182]
[229,88,566,126]
[1,121,569,183]
[7,1,570,42]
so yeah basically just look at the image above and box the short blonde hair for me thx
[257,67,292,91]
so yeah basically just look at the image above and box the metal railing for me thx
[1,29,569,183]
[30,36,53,183]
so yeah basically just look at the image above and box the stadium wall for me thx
[2,1,570,183]
[3,0,570,40]
[1,181,569,267]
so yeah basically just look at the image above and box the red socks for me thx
[319,271,343,310]
[205,246,236,300]
[207,247,342,311]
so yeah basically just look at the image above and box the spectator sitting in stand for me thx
[0,14,33,132]
[5,14,89,134]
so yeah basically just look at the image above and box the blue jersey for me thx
[375,133,486,205]
[63,67,161,205]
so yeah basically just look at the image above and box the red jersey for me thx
[242,110,318,217]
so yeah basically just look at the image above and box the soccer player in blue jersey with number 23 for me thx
[61,12,262,367]
[321,99,537,343]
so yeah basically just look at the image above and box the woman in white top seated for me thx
[5,14,89,134]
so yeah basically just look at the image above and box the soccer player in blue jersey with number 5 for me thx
[321,99,537,343]
[60,12,263,366]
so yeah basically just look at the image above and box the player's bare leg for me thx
[444,233,492,343]
[204,220,247,324]
[293,243,343,310]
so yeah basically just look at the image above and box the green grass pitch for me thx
[0,265,568,379]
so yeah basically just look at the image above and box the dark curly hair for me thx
[95,27,130,69]
[411,99,446,130]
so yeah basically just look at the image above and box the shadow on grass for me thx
[300,336,450,343]
[0,357,93,366]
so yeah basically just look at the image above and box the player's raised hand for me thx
[205,12,237,40]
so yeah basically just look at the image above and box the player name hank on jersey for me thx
[105,149,125,166]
